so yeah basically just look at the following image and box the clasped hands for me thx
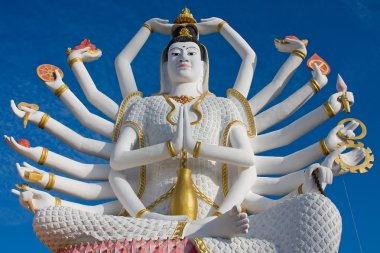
[170,105,199,157]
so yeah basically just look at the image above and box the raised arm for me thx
[249,38,307,114]
[11,101,112,159]
[252,91,355,153]
[43,70,114,138]
[255,63,328,133]
[15,163,114,200]
[67,47,119,120]
[115,18,172,97]
[254,121,359,175]
[197,17,256,97]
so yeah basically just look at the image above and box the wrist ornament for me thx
[291,49,306,60]
[45,172,55,190]
[38,148,49,165]
[323,101,336,118]
[143,23,153,32]
[38,113,50,129]
[55,84,69,97]
[193,141,201,158]
[167,140,177,157]
[135,208,150,218]
[68,57,82,68]
[24,171,43,181]
[217,21,227,33]
[309,78,321,93]
[319,139,331,156]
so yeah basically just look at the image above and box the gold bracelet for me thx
[55,196,61,206]
[38,113,50,129]
[68,57,82,68]
[193,141,201,158]
[319,139,331,156]
[143,23,153,32]
[323,101,336,118]
[55,84,69,97]
[167,140,177,157]
[38,147,49,165]
[212,211,223,217]
[135,208,150,218]
[291,49,306,60]
[217,21,227,32]
[45,172,55,190]
[309,78,321,93]
[298,184,303,195]
[24,171,43,181]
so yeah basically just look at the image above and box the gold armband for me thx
[143,23,153,32]
[68,57,82,68]
[135,208,150,218]
[309,79,321,93]
[55,196,61,206]
[38,113,50,129]
[193,141,201,158]
[323,101,336,118]
[24,171,43,181]
[291,49,306,60]
[298,184,303,195]
[217,21,227,32]
[38,147,49,165]
[212,211,223,217]
[55,84,69,97]
[167,140,177,157]
[45,172,55,190]
[319,139,331,156]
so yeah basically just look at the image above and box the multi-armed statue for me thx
[6,8,373,253]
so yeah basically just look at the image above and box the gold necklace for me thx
[170,95,198,104]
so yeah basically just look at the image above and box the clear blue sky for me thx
[0,0,379,252]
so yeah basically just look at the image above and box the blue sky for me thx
[0,0,379,252]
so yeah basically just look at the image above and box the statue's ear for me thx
[160,62,170,93]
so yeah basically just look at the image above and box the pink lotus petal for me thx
[336,74,348,92]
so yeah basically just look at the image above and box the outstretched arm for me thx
[198,17,256,97]
[252,91,355,153]
[15,163,114,200]
[12,186,121,215]
[43,71,114,138]
[115,18,172,97]
[4,137,109,180]
[249,38,307,114]
[10,102,112,159]
[254,120,359,175]
[67,47,119,120]
[255,63,328,133]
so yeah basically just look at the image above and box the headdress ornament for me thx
[174,8,197,24]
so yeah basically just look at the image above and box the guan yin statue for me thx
[5,8,374,253]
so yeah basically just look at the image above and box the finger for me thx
[200,18,213,22]
[312,63,322,76]
[15,163,24,178]
[10,100,25,118]
[23,186,42,197]
[21,191,33,201]
[11,189,21,196]
[157,19,169,23]
[307,163,320,176]
[345,121,359,132]
[328,169,333,184]
[345,130,355,138]
[20,106,34,113]
[10,136,25,150]
[331,125,344,135]
[53,70,62,81]
[76,47,91,54]
[322,146,346,167]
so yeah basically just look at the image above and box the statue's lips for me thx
[178,64,190,69]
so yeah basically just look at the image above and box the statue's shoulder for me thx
[204,94,242,120]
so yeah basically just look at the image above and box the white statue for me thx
[6,8,368,252]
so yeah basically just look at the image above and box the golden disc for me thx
[338,118,367,140]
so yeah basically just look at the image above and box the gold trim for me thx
[193,141,201,158]
[220,120,246,196]
[227,89,256,137]
[191,238,212,253]
[217,21,227,32]
[68,57,82,68]
[319,139,331,156]
[298,184,303,195]
[38,113,50,129]
[323,101,336,118]
[38,147,48,165]
[45,172,55,190]
[163,92,213,126]
[55,84,69,97]
[135,208,150,218]
[212,211,222,217]
[338,118,367,140]
[146,185,175,210]
[167,140,177,157]
[24,171,43,181]
[113,91,143,143]
[291,49,306,60]
[309,78,321,93]
[192,183,219,209]
[55,196,61,206]
[143,23,153,32]
[124,120,146,199]
[171,221,187,239]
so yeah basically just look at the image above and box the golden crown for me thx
[174,8,197,24]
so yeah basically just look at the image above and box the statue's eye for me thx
[188,52,196,56]
[172,52,180,56]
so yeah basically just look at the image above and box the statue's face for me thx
[167,42,203,84]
